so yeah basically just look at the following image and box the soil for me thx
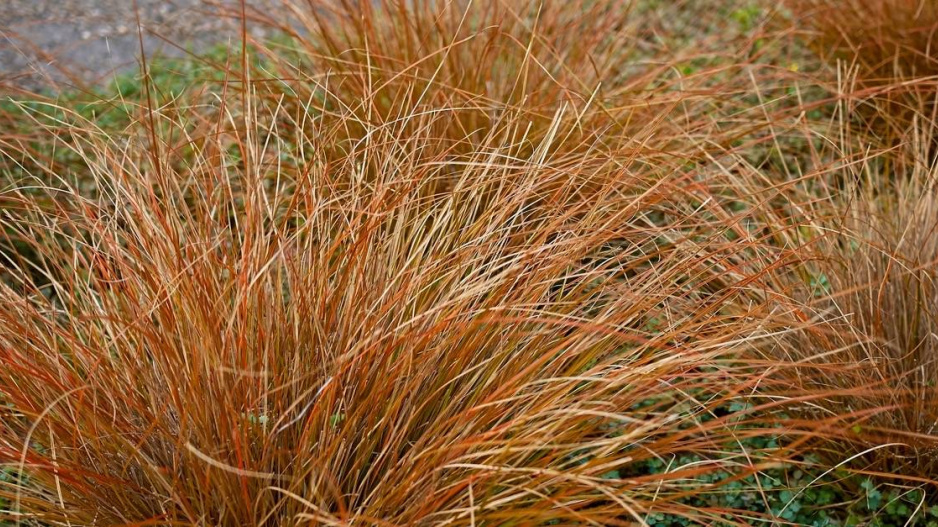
[0,0,270,92]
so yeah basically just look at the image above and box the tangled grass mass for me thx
[2,0,938,525]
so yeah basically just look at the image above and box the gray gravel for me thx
[0,0,272,92]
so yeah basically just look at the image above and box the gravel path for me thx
[0,0,271,92]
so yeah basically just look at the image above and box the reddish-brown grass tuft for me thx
[741,83,938,483]
[782,0,938,153]
[0,1,811,524]
[13,0,938,522]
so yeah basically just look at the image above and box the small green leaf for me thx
[241,412,269,425]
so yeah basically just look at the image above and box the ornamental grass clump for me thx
[0,1,819,524]
[747,107,938,486]
[782,0,938,153]
[0,81,798,526]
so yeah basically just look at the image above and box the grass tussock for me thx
[750,119,938,484]
[0,2,810,524]
[782,0,938,153]
[783,0,938,80]
[0,104,762,524]
[4,0,938,525]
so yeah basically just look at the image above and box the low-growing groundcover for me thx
[624,396,938,525]
[3,0,938,525]
[629,423,938,526]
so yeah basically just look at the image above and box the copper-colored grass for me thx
[236,0,786,166]
[783,0,938,79]
[781,0,938,153]
[0,1,827,524]
[744,106,938,482]
[0,81,800,525]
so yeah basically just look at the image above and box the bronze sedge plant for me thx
[780,0,938,158]
[743,103,938,485]
[0,2,853,524]
[233,0,778,167]
[780,0,938,80]
[0,48,825,525]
